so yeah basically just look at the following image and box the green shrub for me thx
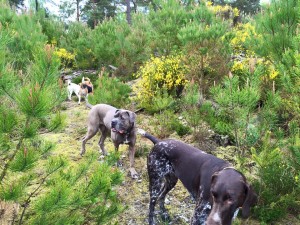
[171,121,191,137]
[150,109,178,139]
[251,132,300,223]
[142,91,175,114]
[59,22,95,69]
[89,75,131,108]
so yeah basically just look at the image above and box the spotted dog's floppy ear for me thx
[242,183,257,218]
[210,171,219,189]
[126,111,136,125]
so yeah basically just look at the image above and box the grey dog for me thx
[81,104,138,178]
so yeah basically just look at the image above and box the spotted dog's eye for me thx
[224,194,232,202]
[211,191,218,198]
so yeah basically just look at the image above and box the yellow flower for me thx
[269,69,279,79]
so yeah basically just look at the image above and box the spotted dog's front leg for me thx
[190,198,211,225]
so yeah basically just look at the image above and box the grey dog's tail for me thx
[85,102,93,109]
[137,128,160,144]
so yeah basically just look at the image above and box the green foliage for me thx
[89,75,131,108]
[1,11,47,71]
[46,111,66,132]
[251,132,300,223]
[16,85,55,118]
[255,0,299,62]
[0,175,31,201]
[209,75,260,153]
[59,22,95,69]
[143,91,175,114]
[0,105,17,133]
[29,153,124,225]
[150,109,181,139]
[149,0,188,53]
[92,19,130,70]
[172,121,191,137]
[9,146,38,172]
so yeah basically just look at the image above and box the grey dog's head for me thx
[111,109,136,134]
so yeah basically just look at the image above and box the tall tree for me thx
[8,0,24,8]
[82,0,117,28]
[125,0,131,25]
[59,0,84,22]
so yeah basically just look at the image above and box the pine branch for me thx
[0,84,15,101]
[0,138,23,182]
[18,163,64,225]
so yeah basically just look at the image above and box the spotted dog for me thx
[81,104,138,178]
[137,129,257,225]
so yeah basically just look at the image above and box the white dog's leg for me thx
[86,93,89,103]
[67,88,72,100]
[76,88,82,105]
[77,92,81,104]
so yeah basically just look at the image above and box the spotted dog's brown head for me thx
[111,109,136,134]
[206,168,257,225]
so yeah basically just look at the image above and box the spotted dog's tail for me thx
[137,128,160,144]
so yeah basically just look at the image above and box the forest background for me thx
[0,0,299,224]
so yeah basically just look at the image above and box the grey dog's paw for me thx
[129,168,139,179]
[117,160,123,167]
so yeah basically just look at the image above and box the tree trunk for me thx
[76,0,80,21]
[35,0,38,11]
[126,0,131,25]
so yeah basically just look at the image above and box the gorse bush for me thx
[54,48,76,69]
[133,54,188,108]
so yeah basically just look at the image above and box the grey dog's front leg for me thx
[98,126,108,155]
[128,144,138,179]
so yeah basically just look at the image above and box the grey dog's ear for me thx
[114,109,120,117]
[242,183,257,218]
[127,111,136,124]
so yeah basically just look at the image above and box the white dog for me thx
[66,79,88,104]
